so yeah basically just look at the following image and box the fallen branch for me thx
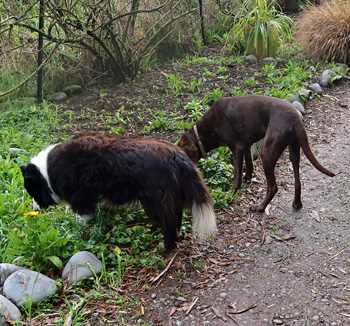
[186,296,199,315]
[228,303,257,314]
[340,313,350,318]
[225,312,241,325]
[255,215,266,244]
[212,306,227,321]
[330,249,350,260]
[150,252,177,285]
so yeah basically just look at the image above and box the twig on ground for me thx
[330,249,350,260]
[228,302,257,314]
[225,312,241,325]
[255,215,266,244]
[340,313,350,318]
[186,296,199,315]
[151,252,178,286]
[212,306,227,321]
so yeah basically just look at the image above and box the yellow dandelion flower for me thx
[114,246,121,256]
[24,211,39,217]
[14,228,18,232]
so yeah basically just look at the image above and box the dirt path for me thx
[133,83,350,326]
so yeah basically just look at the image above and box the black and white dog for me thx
[20,134,216,249]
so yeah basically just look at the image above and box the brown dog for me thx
[178,95,335,212]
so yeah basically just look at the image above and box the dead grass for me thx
[295,0,350,63]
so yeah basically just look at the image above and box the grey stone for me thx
[176,296,187,302]
[0,295,22,325]
[262,57,277,64]
[336,63,348,69]
[86,80,98,88]
[63,85,83,96]
[319,69,337,86]
[7,148,26,154]
[298,88,311,99]
[3,270,60,307]
[292,101,305,117]
[245,54,258,62]
[15,97,37,105]
[319,74,332,87]
[0,263,25,285]
[323,69,338,78]
[309,83,323,95]
[285,94,303,104]
[45,92,68,102]
[62,251,103,285]
[251,141,261,160]
[273,319,283,325]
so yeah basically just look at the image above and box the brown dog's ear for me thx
[186,142,199,163]
[178,138,198,163]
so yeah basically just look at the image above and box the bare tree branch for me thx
[0,42,60,98]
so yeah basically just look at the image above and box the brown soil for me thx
[56,46,350,326]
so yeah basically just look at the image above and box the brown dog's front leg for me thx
[250,174,278,212]
[243,147,254,182]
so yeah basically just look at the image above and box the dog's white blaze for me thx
[192,202,217,238]
[30,144,65,205]
[30,144,57,180]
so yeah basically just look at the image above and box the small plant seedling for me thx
[192,38,204,53]
[189,77,204,93]
[243,77,260,89]
[202,88,224,104]
[162,72,188,95]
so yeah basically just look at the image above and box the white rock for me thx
[62,251,103,285]
[3,270,60,307]
[0,263,26,285]
[0,295,22,325]
[292,101,305,117]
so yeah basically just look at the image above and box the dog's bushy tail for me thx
[296,125,336,177]
[174,153,217,238]
[192,197,217,238]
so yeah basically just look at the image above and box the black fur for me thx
[21,134,216,249]
[21,164,56,209]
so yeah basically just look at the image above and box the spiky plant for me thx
[295,0,350,62]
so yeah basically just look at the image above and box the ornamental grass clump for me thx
[295,0,350,63]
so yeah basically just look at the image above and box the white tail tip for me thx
[192,202,217,238]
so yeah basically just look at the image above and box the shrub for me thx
[295,0,350,62]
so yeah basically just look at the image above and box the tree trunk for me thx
[37,0,44,102]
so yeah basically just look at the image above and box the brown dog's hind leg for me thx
[250,140,285,212]
[289,142,302,209]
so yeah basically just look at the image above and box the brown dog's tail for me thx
[296,125,336,177]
